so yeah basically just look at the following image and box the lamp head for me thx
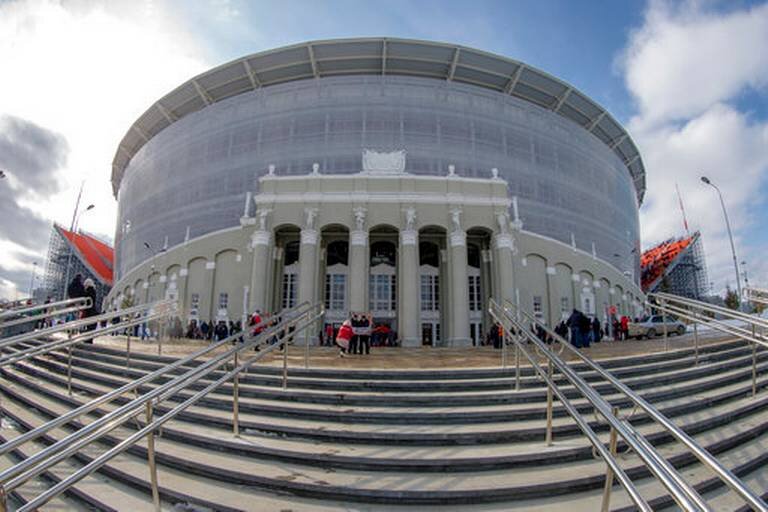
[700,176,711,185]
[85,204,95,211]
[143,242,151,250]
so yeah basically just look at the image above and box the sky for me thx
[0,0,766,300]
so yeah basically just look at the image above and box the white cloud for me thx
[622,1,768,295]
[0,0,211,298]
[623,1,768,126]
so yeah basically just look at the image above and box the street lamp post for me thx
[701,176,742,307]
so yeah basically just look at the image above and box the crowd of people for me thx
[185,319,243,341]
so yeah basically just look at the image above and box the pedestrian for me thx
[592,317,602,343]
[620,315,630,341]
[566,309,583,348]
[359,312,372,355]
[336,319,352,357]
[325,323,334,347]
[580,312,591,348]
[81,278,99,344]
[349,313,360,355]
[67,274,86,301]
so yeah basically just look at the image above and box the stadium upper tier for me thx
[111,37,645,202]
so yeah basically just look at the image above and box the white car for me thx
[629,315,686,339]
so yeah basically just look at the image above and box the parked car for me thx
[628,315,686,339]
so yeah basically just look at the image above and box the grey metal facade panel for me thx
[114,75,640,283]
[110,39,646,202]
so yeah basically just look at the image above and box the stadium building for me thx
[106,38,645,346]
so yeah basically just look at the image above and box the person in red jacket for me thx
[620,315,629,341]
[335,319,352,357]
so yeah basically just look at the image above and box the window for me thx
[533,295,544,321]
[190,293,200,318]
[560,297,569,316]
[218,292,228,310]
[468,275,482,311]
[324,274,346,310]
[421,275,440,311]
[282,273,297,309]
[370,274,396,311]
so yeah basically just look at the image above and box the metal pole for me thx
[304,331,310,370]
[126,332,131,369]
[282,330,289,390]
[502,331,508,369]
[145,401,161,512]
[752,324,757,398]
[157,318,163,356]
[0,484,6,512]
[514,338,520,392]
[233,351,240,436]
[692,310,699,367]
[545,357,553,446]
[66,333,73,396]
[661,299,669,351]
[600,406,620,512]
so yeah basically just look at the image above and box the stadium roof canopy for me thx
[111,37,646,203]
[57,225,114,286]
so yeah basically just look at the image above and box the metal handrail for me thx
[0,304,300,457]
[0,297,92,325]
[490,300,708,511]
[648,299,768,350]
[488,303,652,511]
[0,302,323,511]
[652,292,768,329]
[500,298,767,511]
[0,300,175,350]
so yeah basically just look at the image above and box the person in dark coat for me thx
[579,313,591,348]
[81,278,99,344]
[566,309,583,348]
[67,274,86,300]
[591,317,602,343]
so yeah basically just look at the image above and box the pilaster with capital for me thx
[349,207,369,312]
[447,208,471,346]
[399,207,420,346]
[248,226,273,314]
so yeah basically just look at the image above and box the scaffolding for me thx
[641,231,709,300]
[42,224,113,310]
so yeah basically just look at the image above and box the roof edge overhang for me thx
[110,37,646,204]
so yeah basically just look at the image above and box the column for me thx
[177,267,188,319]
[399,229,420,346]
[449,229,471,346]
[203,260,215,322]
[349,230,368,312]
[494,234,515,306]
[298,228,319,306]
[349,207,368,313]
[248,230,272,313]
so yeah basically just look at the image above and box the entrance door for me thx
[421,321,440,346]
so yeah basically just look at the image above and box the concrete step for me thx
[17,349,768,428]
[3,356,767,472]
[3,375,767,507]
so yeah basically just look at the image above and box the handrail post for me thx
[145,401,161,512]
[0,483,7,512]
[126,328,132,369]
[157,317,163,356]
[661,299,669,351]
[502,332,508,369]
[692,309,699,366]
[282,328,289,390]
[514,337,521,392]
[233,351,240,436]
[752,324,757,398]
[66,332,73,397]
[545,357,553,446]
[600,406,620,512]
[304,330,310,370]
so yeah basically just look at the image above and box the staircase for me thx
[1,338,766,511]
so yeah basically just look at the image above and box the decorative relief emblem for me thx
[362,149,406,174]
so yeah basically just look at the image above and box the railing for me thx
[648,292,768,396]
[746,287,768,307]
[0,301,324,512]
[0,297,92,329]
[491,298,767,512]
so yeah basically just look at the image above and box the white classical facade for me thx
[107,162,644,347]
